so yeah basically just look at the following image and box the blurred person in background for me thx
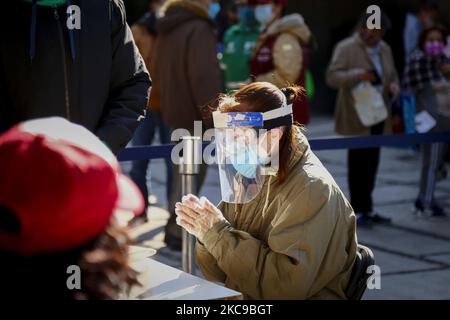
[445,37,450,58]
[221,0,260,92]
[127,0,173,226]
[249,0,313,125]
[0,0,151,155]
[0,118,144,300]
[403,1,448,186]
[404,0,441,63]
[152,0,222,250]
[215,0,240,43]
[326,11,400,228]
[404,25,450,218]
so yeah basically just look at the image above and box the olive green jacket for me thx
[196,129,358,299]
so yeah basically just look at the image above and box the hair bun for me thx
[281,87,294,99]
[281,86,304,105]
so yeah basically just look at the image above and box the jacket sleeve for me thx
[326,42,362,89]
[186,22,223,123]
[96,0,151,154]
[255,33,303,87]
[195,201,228,283]
[200,178,341,299]
[195,241,227,283]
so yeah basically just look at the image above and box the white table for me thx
[128,258,242,300]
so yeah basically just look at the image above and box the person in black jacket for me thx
[0,0,151,154]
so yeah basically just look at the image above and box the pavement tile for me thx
[357,225,450,258]
[370,248,439,274]
[363,269,450,300]
[425,254,450,265]
[371,203,450,240]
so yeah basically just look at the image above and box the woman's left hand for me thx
[175,194,226,243]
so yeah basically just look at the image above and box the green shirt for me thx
[23,0,66,6]
[221,23,261,91]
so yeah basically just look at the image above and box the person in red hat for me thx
[0,117,145,300]
[249,0,313,125]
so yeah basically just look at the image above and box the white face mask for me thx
[155,7,163,18]
[254,4,273,26]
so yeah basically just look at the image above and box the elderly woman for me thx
[326,11,400,228]
[175,82,358,299]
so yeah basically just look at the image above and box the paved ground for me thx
[120,116,450,300]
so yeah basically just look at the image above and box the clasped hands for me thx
[175,194,226,243]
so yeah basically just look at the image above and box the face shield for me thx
[213,102,293,204]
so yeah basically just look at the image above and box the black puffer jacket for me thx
[0,0,151,154]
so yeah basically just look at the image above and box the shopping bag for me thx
[352,82,387,127]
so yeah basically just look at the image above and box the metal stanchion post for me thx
[179,136,202,274]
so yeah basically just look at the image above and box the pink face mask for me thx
[424,41,445,57]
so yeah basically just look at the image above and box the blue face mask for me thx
[230,144,270,179]
[238,6,257,27]
[254,4,273,26]
[208,2,221,19]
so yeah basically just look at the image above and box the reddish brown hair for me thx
[0,221,139,300]
[219,82,304,183]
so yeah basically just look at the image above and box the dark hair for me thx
[218,82,305,183]
[418,25,449,50]
[0,221,138,300]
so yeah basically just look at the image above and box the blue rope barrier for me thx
[117,131,450,162]
[309,131,450,151]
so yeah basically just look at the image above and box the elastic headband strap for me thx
[263,114,293,130]
[213,104,293,129]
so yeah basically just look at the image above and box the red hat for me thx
[0,118,144,256]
